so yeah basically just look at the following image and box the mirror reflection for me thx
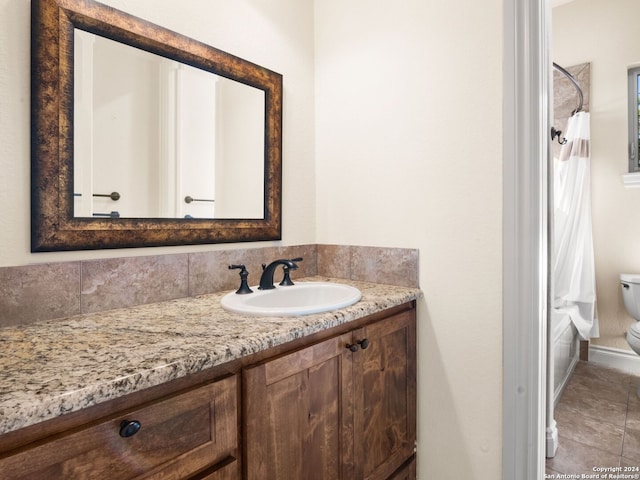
[73,30,265,220]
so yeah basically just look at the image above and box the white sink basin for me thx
[220,282,362,317]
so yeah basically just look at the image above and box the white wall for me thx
[0,0,316,266]
[92,36,160,218]
[315,1,503,478]
[0,0,505,477]
[214,77,265,219]
[553,0,640,350]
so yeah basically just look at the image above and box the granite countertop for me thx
[0,277,421,436]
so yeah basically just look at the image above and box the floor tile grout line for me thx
[548,362,640,474]
[622,378,631,461]
[557,430,622,458]
[619,376,632,461]
[622,374,640,464]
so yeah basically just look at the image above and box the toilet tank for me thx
[621,273,640,320]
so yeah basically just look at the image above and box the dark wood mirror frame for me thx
[31,0,282,251]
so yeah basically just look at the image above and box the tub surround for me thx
[0,277,421,436]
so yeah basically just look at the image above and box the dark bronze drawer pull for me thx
[119,420,141,438]
[346,339,369,352]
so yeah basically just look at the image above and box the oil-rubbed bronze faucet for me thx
[258,258,301,290]
[228,264,253,294]
[279,258,303,286]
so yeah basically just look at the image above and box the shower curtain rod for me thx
[553,62,584,115]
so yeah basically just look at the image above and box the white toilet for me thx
[620,274,640,356]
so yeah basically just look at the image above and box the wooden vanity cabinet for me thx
[0,375,240,480]
[243,307,416,480]
[0,302,416,480]
[354,309,417,479]
[388,457,417,480]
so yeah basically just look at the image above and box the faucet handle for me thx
[280,258,303,286]
[228,264,253,294]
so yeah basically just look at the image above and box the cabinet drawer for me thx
[0,375,238,480]
[197,456,240,480]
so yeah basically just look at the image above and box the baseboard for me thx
[588,345,640,375]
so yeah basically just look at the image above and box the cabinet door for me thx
[193,456,240,480]
[353,310,417,480]
[388,456,416,480]
[243,332,355,480]
[0,375,239,480]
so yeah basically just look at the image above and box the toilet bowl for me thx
[621,274,640,353]
[621,274,640,397]
[627,322,640,356]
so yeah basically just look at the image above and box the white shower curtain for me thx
[553,111,599,340]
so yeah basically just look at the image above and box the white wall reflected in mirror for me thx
[73,29,265,220]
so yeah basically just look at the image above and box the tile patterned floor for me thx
[546,361,640,476]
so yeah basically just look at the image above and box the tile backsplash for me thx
[0,244,418,328]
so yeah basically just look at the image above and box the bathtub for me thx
[550,308,580,405]
[546,308,580,457]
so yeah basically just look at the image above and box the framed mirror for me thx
[31,0,282,251]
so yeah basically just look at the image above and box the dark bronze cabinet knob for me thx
[119,420,141,438]
[346,339,370,352]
